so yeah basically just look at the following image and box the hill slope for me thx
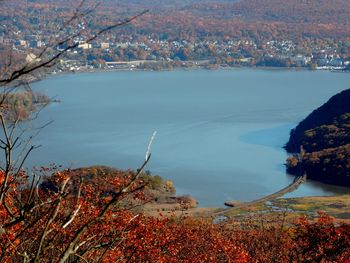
[286,88,350,186]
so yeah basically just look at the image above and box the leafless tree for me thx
[0,1,151,261]
[0,0,147,193]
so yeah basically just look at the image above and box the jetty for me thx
[224,174,307,209]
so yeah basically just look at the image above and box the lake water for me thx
[29,69,350,207]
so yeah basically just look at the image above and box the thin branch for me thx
[62,204,81,229]
[58,155,151,263]
[96,214,140,263]
[2,196,16,218]
[0,10,148,85]
[15,145,36,176]
[33,177,70,263]
[145,131,157,161]
[72,253,90,263]
[62,182,82,229]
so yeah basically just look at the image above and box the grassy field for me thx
[141,194,350,225]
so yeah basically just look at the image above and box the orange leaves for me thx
[0,171,5,185]
[52,171,69,185]
[113,216,251,263]
[291,213,350,262]
[1,167,350,262]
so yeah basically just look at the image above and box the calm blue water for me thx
[29,69,350,207]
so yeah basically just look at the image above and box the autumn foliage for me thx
[286,89,350,187]
[0,168,349,262]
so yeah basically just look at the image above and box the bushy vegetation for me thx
[1,1,349,261]
[1,169,350,262]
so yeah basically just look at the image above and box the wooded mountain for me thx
[286,89,350,186]
[4,0,350,43]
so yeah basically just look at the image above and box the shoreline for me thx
[35,63,349,84]
[26,68,350,210]
[143,189,350,222]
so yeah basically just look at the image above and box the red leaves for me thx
[291,212,350,262]
[1,167,350,262]
[114,216,251,263]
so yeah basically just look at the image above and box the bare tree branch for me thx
[58,154,151,263]
[0,9,148,86]
[34,177,70,263]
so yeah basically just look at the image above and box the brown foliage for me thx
[0,169,350,262]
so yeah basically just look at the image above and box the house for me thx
[26,53,41,64]
[78,42,92,49]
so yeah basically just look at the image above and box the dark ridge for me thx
[285,88,350,187]
[285,88,350,153]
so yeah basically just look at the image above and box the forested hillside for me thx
[6,0,350,40]
[286,89,350,186]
